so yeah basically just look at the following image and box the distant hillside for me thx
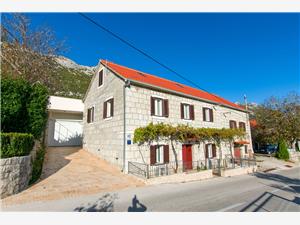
[53,56,96,98]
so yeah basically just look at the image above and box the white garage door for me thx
[48,119,83,146]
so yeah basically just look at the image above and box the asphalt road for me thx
[2,167,300,212]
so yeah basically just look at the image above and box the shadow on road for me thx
[74,193,118,212]
[128,195,147,212]
[253,171,300,186]
[240,191,300,212]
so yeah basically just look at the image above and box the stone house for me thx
[83,60,253,173]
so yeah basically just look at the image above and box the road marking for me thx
[217,202,246,212]
[270,184,290,194]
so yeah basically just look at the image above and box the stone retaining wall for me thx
[0,155,32,199]
[220,166,257,177]
[289,151,300,162]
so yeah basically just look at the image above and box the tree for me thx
[251,92,300,147]
[276,139,289,160]
[133,123,245,173]
[1,13,66,93]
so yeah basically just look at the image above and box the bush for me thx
[27,83,49,138]
[296,141,300,152]
[1,78,49,138]
[276,139,290,160]
[29,146,46,185]
[0,133,34,158]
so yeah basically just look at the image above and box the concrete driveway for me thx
[1,147,144,207]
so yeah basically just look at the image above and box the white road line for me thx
[217,202,246,212]
[270,184,290,194]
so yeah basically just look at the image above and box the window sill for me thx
[183,119,193,122]
[98,84,104,89]
[104,116,113,121]
[151,115,166,120]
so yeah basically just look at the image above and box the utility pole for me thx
[244,94,248,111]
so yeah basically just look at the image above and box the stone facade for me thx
[83,63,253,172]
[125,84,252,170]
[0,155,32,199]
[83,65,125,168]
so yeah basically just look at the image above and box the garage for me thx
[46,96,84,147]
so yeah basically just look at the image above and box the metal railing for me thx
[128,157,257,179]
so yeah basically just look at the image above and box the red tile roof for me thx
[101,60,245,111]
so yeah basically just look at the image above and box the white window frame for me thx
[98,69,104,88]
[183,103,191,120]
[87,105,95,124]
[154,98,163,117]
[155,145,164,164]
[104,97,113,120]
[206,143,214,158]
[203,107,212,122]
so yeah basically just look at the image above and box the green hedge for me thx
[1,78,49,139]
[0,133,34,158]
[29,146,46,185]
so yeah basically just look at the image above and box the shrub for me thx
[27,83,49,138]
[1,78,49,138]
[29,146,46,185]
[296,141,300,152]
[1,78,31,133]
[276,139,290,160]
[0,133,34,158]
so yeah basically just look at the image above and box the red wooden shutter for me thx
[103,101,107,119]
[205,144,209,159]
[110,98,114,117]
[209,108,214,122]
[150,97,155,116]
[181,103,184,119]
[212,144,217,157]
[150,146,156,165]
[203,108,206,121]
[163,99,169,117]
[190,105,195,120]
[163,145,169,163]
[99,70,103,86]
[245,145,248,153]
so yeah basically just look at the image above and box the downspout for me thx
[122,80,131,172]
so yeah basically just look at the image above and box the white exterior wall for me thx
[83,65,125,168]
[125,84,252,169]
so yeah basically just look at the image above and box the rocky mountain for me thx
[51,56,96,99]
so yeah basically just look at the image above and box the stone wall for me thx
[83,63,253,172]
[0,155,32,199]
[289,151,300,162]
[125,83,253,170]
[83,65,125,168]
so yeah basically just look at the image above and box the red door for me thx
[234,147,241,158]
[182,144,193,171]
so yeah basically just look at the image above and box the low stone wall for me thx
[0,155,32,199]
[289,151,300,162]
[146,170,213,185]
[220,166,257,177]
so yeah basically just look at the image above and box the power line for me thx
[78,13,211,92]
[78,13,246,112]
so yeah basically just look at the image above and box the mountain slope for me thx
[53,56,95,98]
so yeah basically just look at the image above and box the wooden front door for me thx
[234,147,241,158]
[182,144,193,171]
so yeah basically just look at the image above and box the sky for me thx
[24,13,299,104]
